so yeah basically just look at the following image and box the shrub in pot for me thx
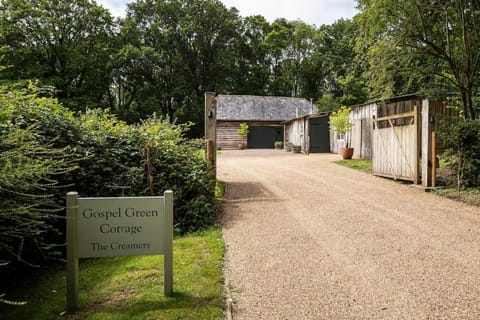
[237,123,249,149]
[330,106,354,159]
[284,141,293,152]
[274,141,283,149]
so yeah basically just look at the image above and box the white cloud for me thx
[96,0,131,17]
[220,0,357,26]
[96,0,358,26]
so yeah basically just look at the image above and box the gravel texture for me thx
[219,150,480,320]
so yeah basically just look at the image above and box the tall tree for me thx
[117,0,241,132]
[234,15,272,95]
[0,0,118,110]
[357,0,480,119]
[313,18,368,110]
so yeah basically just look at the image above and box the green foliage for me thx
[0,84,78,266]
[329,106,354,147]
[334,159,372,173]
[215,180,225,198]
[237,123,249,136]
[0,84,80,304]
[0,0,118,111]
[0,83,217,303]
[0,229,225,319]
[439,118,480,189]
[356,0,480,119]
[118,0,242,134]
[0,293,26,306]
[137,117,217,232]
[0,0,370,134]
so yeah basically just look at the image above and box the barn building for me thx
[216,95,314,150]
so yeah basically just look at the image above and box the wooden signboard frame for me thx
[66,190,173,313]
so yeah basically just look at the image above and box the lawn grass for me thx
[334,159,372,173]
[215,180,226,198]
[432,188,480,207]
[0,228,225,320]
[334,158,480,208]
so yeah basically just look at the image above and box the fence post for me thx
[205,92,216,177]
[163,190,174,296]
[422,99,432,187]
[413,104,420,184]
[66,192,79,313]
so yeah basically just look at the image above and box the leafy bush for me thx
[329,106,353,147]
[439,118,480,189]
[137,117,217,232]
[0,85,78,266]
[0,84,217,301]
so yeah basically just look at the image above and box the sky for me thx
[97,0,358,26]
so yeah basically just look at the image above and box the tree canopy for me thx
[356,0,480,119]
[0,0,478,130]
[0,0,117,110]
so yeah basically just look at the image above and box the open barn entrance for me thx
[248,126,284,149]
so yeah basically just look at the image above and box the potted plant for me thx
[292,145,301,153]
[274,141,283,149]
[237,123,249,149]
[284,141,293,152]
[330,106,354,159]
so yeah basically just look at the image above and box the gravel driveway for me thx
[218,150,480,320]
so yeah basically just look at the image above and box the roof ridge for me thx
[217,94,310,102]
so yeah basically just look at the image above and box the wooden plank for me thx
[375,110,416,122]
[373,126,397,180]
[431,131,436,187]
[413,104,419,184]
[422,99,432,187]
[205,93,217,175]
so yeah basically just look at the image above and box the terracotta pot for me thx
[340,147,354,159]
[238,142,246,150]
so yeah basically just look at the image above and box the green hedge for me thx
[439,118,480,189]
[0,84,216,280]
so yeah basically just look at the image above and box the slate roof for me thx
[216,95,314,121]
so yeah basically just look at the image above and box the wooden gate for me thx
[372,101,421,183]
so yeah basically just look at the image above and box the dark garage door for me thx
[248,126,284,149]
[309,117,330,153]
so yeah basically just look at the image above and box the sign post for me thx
[66,192,79,312]
[66,190,174,313]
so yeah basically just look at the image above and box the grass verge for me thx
[432,188,480,207]
[0,228,225,320]
[333,159,372,173]
[215,180,226,198]
[334,159,480,208]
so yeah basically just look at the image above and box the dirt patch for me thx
[219,150,480,319]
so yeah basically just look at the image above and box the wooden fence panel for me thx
[372,107,419,182]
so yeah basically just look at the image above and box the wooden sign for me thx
[66,191,173,312]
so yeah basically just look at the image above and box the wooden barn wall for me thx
[217,121,282,149]
[285,118,306,150]
[330,130,345,154]
[330,102,376,158]
[350,102,376,159]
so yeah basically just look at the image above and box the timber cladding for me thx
[215,94,314,150]
[217,121,283,150]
